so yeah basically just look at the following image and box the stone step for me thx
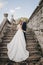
[3,36,35,40]
[6,27,16,30]
[26,42,37,46]
[0,46,8,49]
[5,29,10,32]
[0,48,37,52]
[5,30,16,33]
[0,42,36,47]
[27,47,37,51]
[0,48,7,51]
[4,32,16,35]
[0,47,37,52]
[3,35,14,38]
[27,47,41,51]
[0,45,37,49]
[0,54,41,62]
[0,46,40,51]
[26,33,35,35]
[0,40,37,45]
[26,35,35,37]
[26,36,35,39]
[26,36,34,38]
[26,43,37,47]
[29,51,41,54]
[2,41,10,43]
[3,37,13,40]
[4,34,35,38]
[0,49,41,57]
[27,48,37,52]
[4,35,14,37]
[27,45,37,48]
[27,36,35,38]
[4,33,34,37]
[6,32,16,35]
[2,40,11,43]
[7,25,16,28]
[27,46,39,49]
[27,40,36,43]
[0,56,8,59]
[0,53,7,56]
[26,33,34,35]
[0,51,7,53]
[28,54,41,61]
[26,38,35,40]
[3,36,13,39]
[2,37,12,40]
[0,50,40,54]
[2,38,36,42]
[0,43,8,47]
[2,38,36,41]
[7,26,16,28]
[0,49,41,55]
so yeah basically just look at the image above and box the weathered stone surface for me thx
[27,0,43,55]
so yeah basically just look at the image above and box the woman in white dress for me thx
[7,20,29,62]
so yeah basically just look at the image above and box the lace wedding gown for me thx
[7,24,29,62]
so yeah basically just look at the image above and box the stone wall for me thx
[27,0,43,55]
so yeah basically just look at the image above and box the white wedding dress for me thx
[7,24,29,62]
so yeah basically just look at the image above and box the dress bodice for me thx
[17,24,22,30]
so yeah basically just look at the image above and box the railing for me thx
[0,19,11,43]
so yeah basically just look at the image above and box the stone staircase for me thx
[0,23,17,60]
[0,23,42,65]
[26,30,42,63]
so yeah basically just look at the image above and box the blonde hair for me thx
[18,19,22,24]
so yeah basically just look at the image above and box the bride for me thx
[7,20,29,62]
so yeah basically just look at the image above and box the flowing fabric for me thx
[7,24,29,62]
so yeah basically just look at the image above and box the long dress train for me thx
[7,24,29,62]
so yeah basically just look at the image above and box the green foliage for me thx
[19,17,29,22]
